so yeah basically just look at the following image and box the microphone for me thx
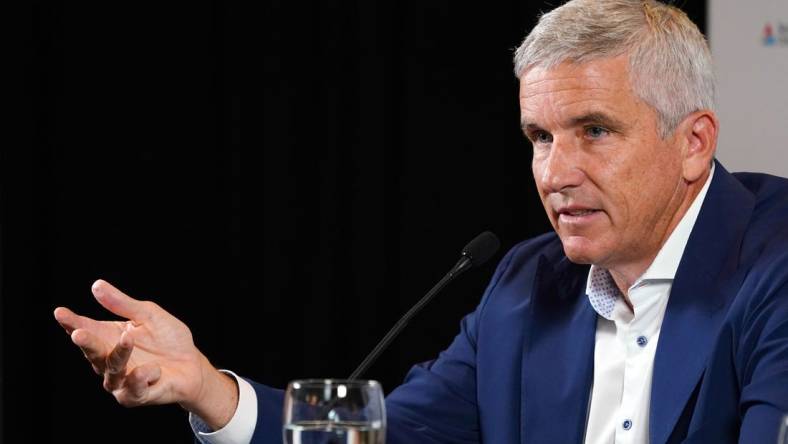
[348,231,500,380]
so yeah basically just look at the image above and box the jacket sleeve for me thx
[383,244,518,444]
[737,249,788,443]
[383,312,483,444]
[247,381,285,443]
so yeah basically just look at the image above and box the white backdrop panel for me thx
[709,0,788,177]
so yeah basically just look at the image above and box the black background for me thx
[7,1,704,442]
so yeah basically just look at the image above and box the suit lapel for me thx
[649,163,755,444]
[521,255,596,443]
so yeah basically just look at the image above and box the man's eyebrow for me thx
[569,112,627,130]
[520,120,543,133]
[520,112,628,134]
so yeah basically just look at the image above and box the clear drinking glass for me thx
[778,414,788,444]
[283,379,386,444]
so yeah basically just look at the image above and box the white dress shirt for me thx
[192,167,715,444]
[190,370,258,444]
[583,165,714,444]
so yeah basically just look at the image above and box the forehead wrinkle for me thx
[522,68,622,82]
[520,97,625,130]
[519,85,615,100]
[521,70,626,86]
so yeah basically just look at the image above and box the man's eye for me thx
[532,131,553,144]
[586,126,610,139]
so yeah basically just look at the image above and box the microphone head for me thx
[461,231,500,267]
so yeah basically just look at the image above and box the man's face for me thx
[520,56,686,270]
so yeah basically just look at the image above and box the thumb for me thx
[92,279,152,322]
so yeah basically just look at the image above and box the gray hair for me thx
[513,0,715,138]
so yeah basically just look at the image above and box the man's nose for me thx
[536,137,585,193]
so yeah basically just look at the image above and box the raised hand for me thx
[54,279,238,430]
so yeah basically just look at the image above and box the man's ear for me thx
[677,110,719,183]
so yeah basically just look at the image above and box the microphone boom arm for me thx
[348,256,472,380]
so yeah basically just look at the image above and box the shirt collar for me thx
[584,164,715,317]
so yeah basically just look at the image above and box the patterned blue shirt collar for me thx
[587,267,622,319]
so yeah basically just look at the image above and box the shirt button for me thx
[623,419,633,430]
[636,335,648,347]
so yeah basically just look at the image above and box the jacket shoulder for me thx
[503,231,565,269]
[733,172,788,234]
[475,231,567,313]
[732,172,788,262]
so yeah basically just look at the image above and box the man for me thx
[54,0,788,442]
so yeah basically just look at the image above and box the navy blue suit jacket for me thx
[245,163,788,443]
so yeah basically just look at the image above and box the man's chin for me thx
[559,237,600,265]
[563,251,595,265]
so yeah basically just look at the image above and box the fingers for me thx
[91,279,152,322]
[104,329,134,391]
[113,363,163,407]
[71,328,111,372]
[57,306,122,375]
[53,306,96,335]
[73,327,167,407]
